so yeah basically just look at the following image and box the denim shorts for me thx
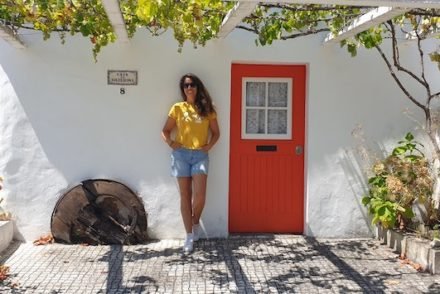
[171,148,209,177]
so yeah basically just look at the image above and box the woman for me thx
[161,73,220,253]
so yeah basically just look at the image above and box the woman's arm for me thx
[202,118,220,152]
[161,117,180,149]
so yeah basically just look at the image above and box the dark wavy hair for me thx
[179,73,216,117]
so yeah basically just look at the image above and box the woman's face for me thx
[183,77,197,100]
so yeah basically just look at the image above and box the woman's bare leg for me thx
[192,174,207,225]
[177,177,193,233]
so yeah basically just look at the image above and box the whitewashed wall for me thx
[0,28,438,241]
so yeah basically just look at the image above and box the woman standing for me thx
[161,73,220,253]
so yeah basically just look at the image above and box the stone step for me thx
[376,226,440,274]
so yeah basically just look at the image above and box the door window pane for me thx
[246,109,265,134]
[246,82,266,107]
[242,78,291,139]
[268,110,287,134]
[268,82,288,107]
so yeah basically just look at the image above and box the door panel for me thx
[229,64,306,233]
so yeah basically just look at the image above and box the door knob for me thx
[295,145,303,155]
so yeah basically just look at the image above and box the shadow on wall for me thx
[337,126,396,237]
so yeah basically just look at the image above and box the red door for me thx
[229,64,305,233]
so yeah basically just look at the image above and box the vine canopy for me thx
[0,0,438,60]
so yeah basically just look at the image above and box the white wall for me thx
[0,28,437,241]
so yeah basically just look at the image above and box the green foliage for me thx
[432,224,440,240]
[241,5,438,64]
[0,0,232,58]
[430,50,440,70]
[0,0,115,59]
[362,133,435,229]
[132,0,233,51]
[0,1,438,62]
[242,5,363,46]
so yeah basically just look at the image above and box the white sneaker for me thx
[193,224,201,241]
[183,234,194,253]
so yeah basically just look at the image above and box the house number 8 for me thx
[120,87,125,95]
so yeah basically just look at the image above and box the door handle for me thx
[295,145,303,155]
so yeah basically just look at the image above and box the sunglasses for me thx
[183,83,196,89]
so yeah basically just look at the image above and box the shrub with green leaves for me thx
[362,133,435,229]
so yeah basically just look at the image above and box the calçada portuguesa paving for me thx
[1,235,440,293]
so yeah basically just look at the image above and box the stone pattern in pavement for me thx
[1,235,440,293]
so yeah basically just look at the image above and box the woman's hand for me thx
[201,144,211,153]
[169,141,182,150]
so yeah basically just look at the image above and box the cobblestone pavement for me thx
[1,235,440,293]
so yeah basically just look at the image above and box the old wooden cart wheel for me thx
[51,179,148,245]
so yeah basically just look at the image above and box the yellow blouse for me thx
[168,102,216,149]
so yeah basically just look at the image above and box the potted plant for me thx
[362,133,438,232]
[361,133,440,273]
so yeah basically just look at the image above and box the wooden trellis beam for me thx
[102,0,129,43]
[324,7,409,44]
[218,2,258,38]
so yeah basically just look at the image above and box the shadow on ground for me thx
[95,236,430,293]
[2,237,439,293]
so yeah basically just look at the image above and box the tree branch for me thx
[259,3,369,13]
[415,30,433,105]
[244,13,334,23]
[374,45,426,112]
[408,9,440,17]
[236,25,258,34]
[236,25,329,40]
[388,21,428,88]
[281,28,330,40]
[385,33,436,154]
[430,91,440,100]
